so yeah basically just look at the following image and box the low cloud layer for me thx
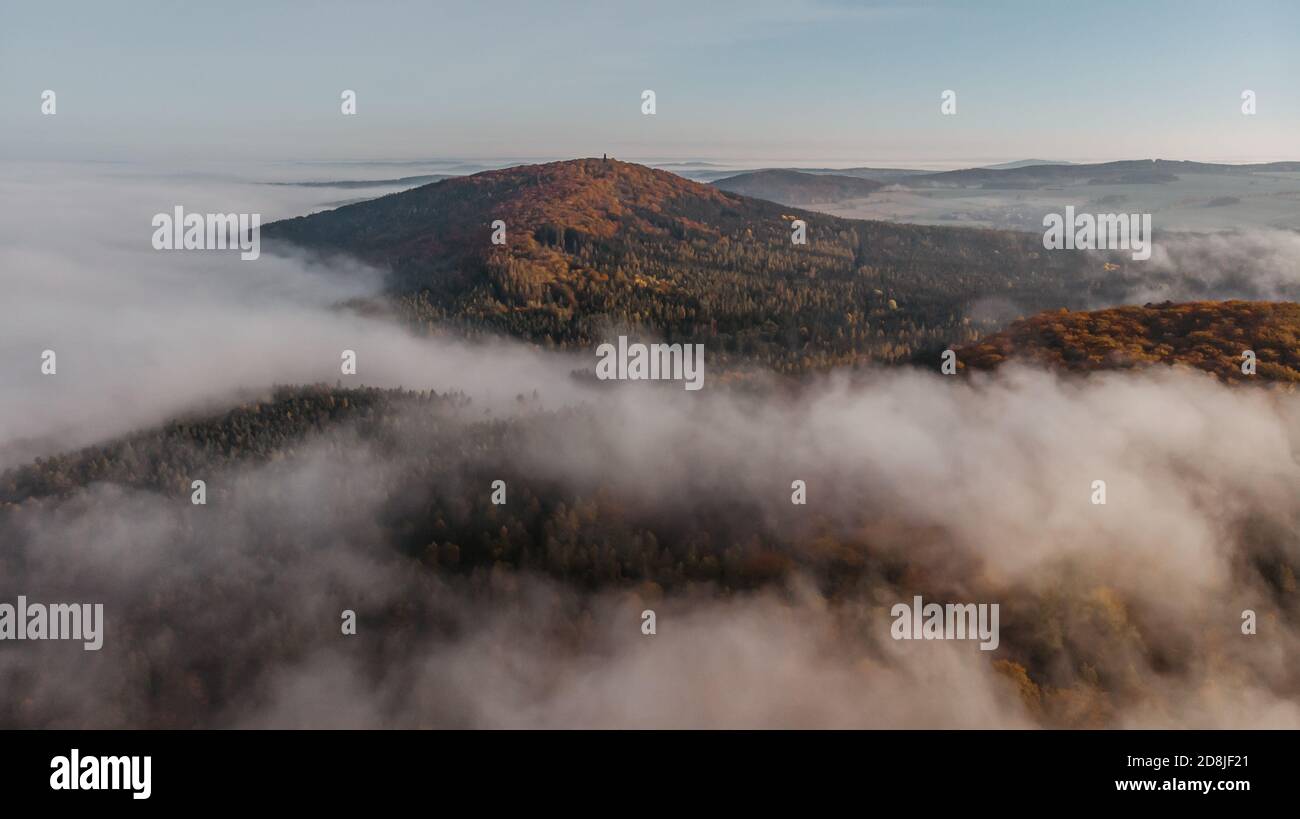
[4,363,1300,728]
[0,162,589,468]
[1143,228,1300,302]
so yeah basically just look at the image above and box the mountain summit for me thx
[266,158,738,271]
[265,158,1103,368]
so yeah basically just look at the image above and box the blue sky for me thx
[2,0,1297,165]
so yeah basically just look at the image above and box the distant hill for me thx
[711,169,884,204]
[906,159,1300,190]
[956,300,1300,382]
[263,158,1112,369]
[685,159,1300,189]
[679,166,928,184]
[979,159,1076,170]
[266,174,451,189]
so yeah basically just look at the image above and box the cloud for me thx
[0,162,589,469]
[4,360,1300,728]
[1142,228,1300,303]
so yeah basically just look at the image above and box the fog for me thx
[3,163,1300,728]
[4,361,1300,728]
[0,161,590,468]
[1142,228,1300,302]
[813,172,1300,234]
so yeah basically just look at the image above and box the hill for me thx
[266,174,451,189]
[685,159,1300,189]
[264,158,1116,369]
[955,300,1300,381]
[978,159,1075,170]
[905,159,1300,190]
[712,169,884,204]
[680,165,928,183]
[0,385,468,505]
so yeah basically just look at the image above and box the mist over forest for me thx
[4,161,1300,728]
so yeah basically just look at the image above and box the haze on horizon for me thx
[2,0,1297,166]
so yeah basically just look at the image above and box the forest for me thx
[6,368,1299,728]
[264,159,1152,371]
[957,300,1300,381]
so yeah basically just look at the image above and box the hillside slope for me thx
[956,300,1300,381]
[712,169,884,204]
[265,158,1117,369]
[907,159,1300,189]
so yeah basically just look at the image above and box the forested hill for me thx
[711,169,884,204]
[955,300,1300,382]
[0,385,470,504]
[264,158,1127,370]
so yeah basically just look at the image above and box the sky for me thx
[1,0,1298,166]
